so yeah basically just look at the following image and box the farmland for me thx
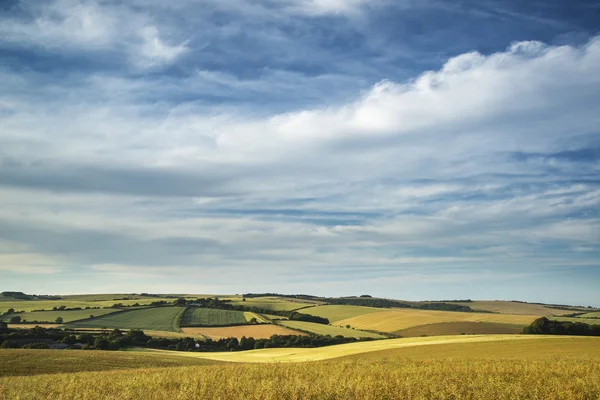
[181,325,305,340]
[67,307,185,332]
[392,321,524,337]
[229,297,313,311]
[1,336,599,399]
[277,320,386,339]
[333,308,538,333]
[445,301,581,316]
[302,305,385,322]
[180,308,249,326]
[578,312,600,318]
[1,308,121,323]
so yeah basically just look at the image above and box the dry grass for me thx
[335,309,538,333]
[1,357,598,399]
[181,325,305,340]
[392,321,523,337]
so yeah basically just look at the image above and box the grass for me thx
[277,320,386,339]
[1,308,121,323]
[180,308,248,326]
[66,307,185,332]
[392,321,524,337]
[549,316,600,325]
[577,312,600,318]
[0,349,220,377]
[1,339,599,399]
[302,305,385,322]
[334,308,538,333]
[181,325,305,340]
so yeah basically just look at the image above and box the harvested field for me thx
[392,321,523,337]
[302,305,385,322]
[334,308,538,333]
[278,320,385,339]
[181,325,305,340]
[447,301,578,316]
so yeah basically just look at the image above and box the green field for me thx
[180,308,249,326]
[577,312,600,318]
[0,299,166,314]
[67,307,185,332]
[229,298,312,312]
[302,305,385,322]
[1,308,122,323]
[277,320,385,339]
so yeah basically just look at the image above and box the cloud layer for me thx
[0,0,599,305]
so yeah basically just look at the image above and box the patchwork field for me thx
[277,320,386,339]
[302,305,385,322]
[0,299,161,314]
[392,321,524,337]
[334,308,538,333]
[181,325,305,340]
[549,316,600,325]
[67,307,185,332]
[229,297,312,311]
[180,308,249,326]
[1,308,121,323]
[447,301,580,316]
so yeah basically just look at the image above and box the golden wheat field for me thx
[1,336,599,399]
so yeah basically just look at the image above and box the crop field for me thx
[181,324,305,340]
[1,308,122,323]
[577,312,600,318]
[67,307,185,332]
[334,308,538,333]
[148,334,600,363]
[277,320,386,339]
[392,321,524,337]
[243,312,267,323]
[0,349,220,377]
[446,301,578,316]
[302,305,385,322]
[0,299,162,314]
[180,308,249,326]
[229,298,312,311]
[549,316,600,325]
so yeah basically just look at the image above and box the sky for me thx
[0,0,599,306]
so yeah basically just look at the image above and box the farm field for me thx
[181,325,305,340]
[1,308,121,323]
[334,308,538,333]
[302,305,385,322]
[0,349,220,377]
[576,312,600,318]
[549,316,600,325]
[180,308,249,326]
[2,356,598,399]
[277,320,386,339]
[229,297,313,311]
[392,321,524,337]
[142,334,599,363]
[67,307,185,332]
[0,299,162,314]
[446,301,580,316]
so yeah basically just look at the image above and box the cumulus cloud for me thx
[0,1,598,303]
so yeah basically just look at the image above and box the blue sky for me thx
[0,0,599,305]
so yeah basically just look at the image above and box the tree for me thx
[226,338,239,350]
[9,316,21,324]
[4,308,15,315]
[175,297,187,306]
[94,337,110,350]
[55,317,64,324]
[0,320,7,332]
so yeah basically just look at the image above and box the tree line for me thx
[522,317,600,336]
